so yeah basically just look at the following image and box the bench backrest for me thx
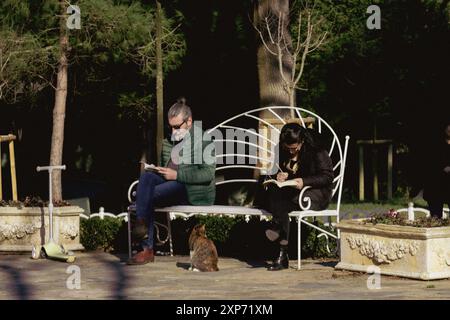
[128,106,350,213]
[207,106,349,211]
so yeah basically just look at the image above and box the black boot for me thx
[267,246,289,271]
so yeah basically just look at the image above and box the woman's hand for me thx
[444,166,450,174]
[277,172,289,182]
[294,178,304,190]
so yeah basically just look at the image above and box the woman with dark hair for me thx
[263,122,334,271]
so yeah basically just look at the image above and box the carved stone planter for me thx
[0,206,84,252]
[336,219,450,280]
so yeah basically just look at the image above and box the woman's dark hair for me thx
[279,123,314,147]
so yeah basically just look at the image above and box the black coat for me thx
[278,144,334,194]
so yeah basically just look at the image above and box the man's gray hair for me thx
[168,97,192,120]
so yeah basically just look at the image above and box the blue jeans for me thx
[136,172,188,249]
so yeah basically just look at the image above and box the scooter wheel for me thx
[40,249,47,259]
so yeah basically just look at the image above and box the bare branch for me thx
[251,19,278,56]
[265,17,276,45]
[275,12,291,92]
[293,9,312,87]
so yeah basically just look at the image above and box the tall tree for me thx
[155,0,164,166]
[254,1,329,109]
[253,0,293,118]
[0,0,186,201]
[49,0,68,201]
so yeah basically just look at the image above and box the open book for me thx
[140,161,160,172]
[262,179,298,188]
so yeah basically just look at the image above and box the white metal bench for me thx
[127,106,350,269]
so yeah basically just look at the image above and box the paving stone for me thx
[1,252,450,299]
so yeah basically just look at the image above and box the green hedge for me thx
[80,214,337,259]
[195,215,244,243]
[80,217,124,251]
[192,215,337,259]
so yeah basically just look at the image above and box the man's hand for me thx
[158,167,177,180]
[444,166,450,174]
[293,178,304,190]
[277,172,289,182]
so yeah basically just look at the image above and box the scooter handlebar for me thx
[36,165,67,172]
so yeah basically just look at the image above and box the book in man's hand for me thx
[262,179,299,188]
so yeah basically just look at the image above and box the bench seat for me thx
[155,205,270,216]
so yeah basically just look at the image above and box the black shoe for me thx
[267,250,289,271]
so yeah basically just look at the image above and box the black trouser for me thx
[265,185,328,246]
[428,198,450,218]
[425,176,449,219]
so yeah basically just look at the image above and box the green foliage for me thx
[0,29,55,102]
[118,92,153,122]
[192,215,336,259]
[80,217,124,251]
[302,219,337,259]
[196,215,244,244]
[0,0,186,112]
[73,0,186,77]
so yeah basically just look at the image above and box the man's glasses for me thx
[168,120,186,130]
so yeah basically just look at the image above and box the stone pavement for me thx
[1,252,450,300]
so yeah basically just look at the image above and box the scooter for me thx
[31,165,76,263]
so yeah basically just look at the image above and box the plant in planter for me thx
[336,210,450,280]
[0,196,84,252]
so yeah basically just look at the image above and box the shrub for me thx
[195,215,244,243]
[190,215,337,259]
[302,219,337,259]
[80,217,124,251]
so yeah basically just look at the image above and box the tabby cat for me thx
[188,224,219,272]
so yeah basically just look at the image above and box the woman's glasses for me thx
[282,143,301,152]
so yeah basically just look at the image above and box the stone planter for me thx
[336,219,450,280]
[0,206,84,252]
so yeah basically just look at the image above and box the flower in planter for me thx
[387,209,398,218]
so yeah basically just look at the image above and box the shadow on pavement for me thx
[92,253,130,300]
[0,264,31,300]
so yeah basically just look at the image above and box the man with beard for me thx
[127,97,216,265]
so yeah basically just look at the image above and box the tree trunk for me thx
[49,0,68,202]
[254,0,293,119]
[155,0,164,166]
[139,125,150,173]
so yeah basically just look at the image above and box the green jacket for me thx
[161,124,216,205]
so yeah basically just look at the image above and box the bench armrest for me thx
[298,185,312,210]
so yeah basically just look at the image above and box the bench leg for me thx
[127,210,132,261]
[297,217,301,270]
[167,212,174,257]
